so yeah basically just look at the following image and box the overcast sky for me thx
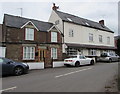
[0,0,119,35]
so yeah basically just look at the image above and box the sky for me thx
[0,0,119,36]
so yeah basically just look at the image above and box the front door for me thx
[38,49,46,62]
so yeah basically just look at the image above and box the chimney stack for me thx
[52,3,59,11]
[99,20,104,25]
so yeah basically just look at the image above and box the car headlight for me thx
[22,63,28,66]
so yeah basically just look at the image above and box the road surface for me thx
[2,62,118,92]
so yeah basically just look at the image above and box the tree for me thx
[117,37,120,56]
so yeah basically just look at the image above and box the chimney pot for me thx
[99,20,104,25]
[52,3,59,11]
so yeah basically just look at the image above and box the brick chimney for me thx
[99,20,104,25]
[52,3,59,11]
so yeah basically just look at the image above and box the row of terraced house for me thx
[0,4,116,69]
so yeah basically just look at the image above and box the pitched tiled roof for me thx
[55,11,113,33]
[4,14,53,32]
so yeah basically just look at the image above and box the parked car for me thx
[98,52,120,62]
[64,55,95,67]
[0,57,29,76]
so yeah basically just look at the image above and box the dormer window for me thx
[25,28,34,40]
[67,18,72,22]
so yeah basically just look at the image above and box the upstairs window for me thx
[25,28,34,40]
[69,29,74,37]
[107,37,110,44]
[51,32,57,42]
[89,33,93,42]
[99,35,103,43]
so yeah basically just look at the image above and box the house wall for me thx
[6,44,22,61]
[4,23,63,63]
[64,22,114,47]
[49,10,63,33]
[5,26,47,43]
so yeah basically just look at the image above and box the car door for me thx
[2,58,14,75]
[79,56,87,65]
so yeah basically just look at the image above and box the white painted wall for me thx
[64,22,114,47]
[53,61,64,68]
[49,10,63,33]
[26,62,44,70]
[0,47,6,57]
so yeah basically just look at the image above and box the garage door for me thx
[0,47,6,57]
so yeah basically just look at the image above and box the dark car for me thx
[0,57,29,76]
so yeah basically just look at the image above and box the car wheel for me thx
[14,67,23,76]
[90,60,94,65]
[109,59,112,63]
[75,61,80,67]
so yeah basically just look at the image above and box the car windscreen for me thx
[101,53,108,57]
[0,58,3,63]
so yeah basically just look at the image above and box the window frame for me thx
[51,32,58,42]
[99,35,103,43]
[88,49,96,56]
[25,28,34,40]
[51,48,57,59]
[89,33,93,42]
[69,29,74,37]
[107,36,110,44]
[23,46,35,60]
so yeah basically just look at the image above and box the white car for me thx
[64,55,95,67]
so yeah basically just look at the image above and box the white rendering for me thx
[0,47,6,57]
[27,62,44,70]
[49,9,116,57]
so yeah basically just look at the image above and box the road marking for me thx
[0,86,17,92]
[55,67,92,78]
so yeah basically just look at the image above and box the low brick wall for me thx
[53,61,64,68]
[26,62,44,70]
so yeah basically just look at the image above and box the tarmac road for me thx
[2,62,118,92]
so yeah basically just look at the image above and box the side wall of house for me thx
[49,10,63,33]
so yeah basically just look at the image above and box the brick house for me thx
[2,14,63,68]
[0,24,6,57]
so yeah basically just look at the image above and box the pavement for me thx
[1,62,118,92]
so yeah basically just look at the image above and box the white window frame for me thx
[99,35,103,43]
[25,28,34,40]
[88,49,96,56]
[69,29,74,37]
[23,47,35,60]
[89,33,93,42]
[51,48,57,59]
[51,32,57,42]
[107,37,110,44]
